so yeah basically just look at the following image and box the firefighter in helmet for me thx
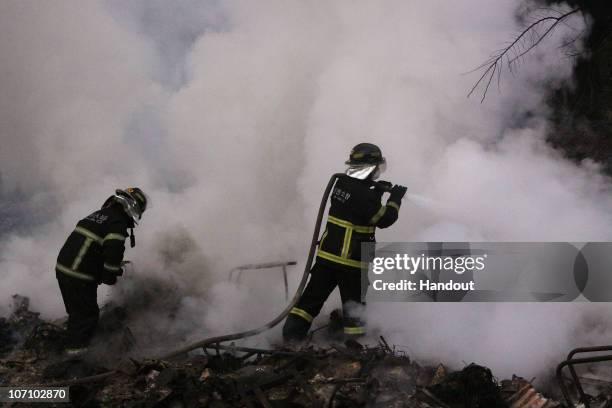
[55,187,148,354]
[283,143,407,341]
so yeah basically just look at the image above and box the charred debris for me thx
[6,295,607,407]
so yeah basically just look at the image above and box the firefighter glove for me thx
[390,185,408,202]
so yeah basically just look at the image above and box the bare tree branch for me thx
[468,7,582,102]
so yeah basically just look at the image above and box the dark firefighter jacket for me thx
[56,204,132,284]
[317,175,402,270]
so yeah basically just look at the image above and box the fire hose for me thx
[158,173,345,360]
[44,173,346,386]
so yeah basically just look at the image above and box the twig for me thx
[468,7,582,102]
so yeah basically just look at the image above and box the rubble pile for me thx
[0,297,567,407]
[0,295,47,359]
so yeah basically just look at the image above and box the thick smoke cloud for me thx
[0,0,162,315]
[1,0,611,381]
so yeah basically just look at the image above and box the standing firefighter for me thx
[56,187,148,354]
[283,143,407,341]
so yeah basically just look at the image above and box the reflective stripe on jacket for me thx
[56,204,130,282]
[317,175,401,269]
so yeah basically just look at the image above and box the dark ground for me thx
[0,294,575,408]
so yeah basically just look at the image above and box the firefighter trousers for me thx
[282,261,366,341]
[56,272,99,348]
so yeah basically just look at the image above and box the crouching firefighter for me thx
[283,143,407,341]
[55,187,148,354]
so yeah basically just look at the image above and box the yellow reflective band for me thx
[74,226,103,245]
[344,326,366,335]
[56,263,95,281]
[317,250,364,269]
[387,201,400,211]
[327,215,354,228]
[71,238,93,270]
[369,206,387,224]
[289,307,313,323]
[341,227,352,258]
[103,263,121,272]
[104,233,126,243]
[327,216,375,234]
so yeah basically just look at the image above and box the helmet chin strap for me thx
[112,194,139,248]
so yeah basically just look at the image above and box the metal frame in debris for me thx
[557,345,612,408]
[228,261,297,300]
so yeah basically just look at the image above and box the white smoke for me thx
[1,0,611,382]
